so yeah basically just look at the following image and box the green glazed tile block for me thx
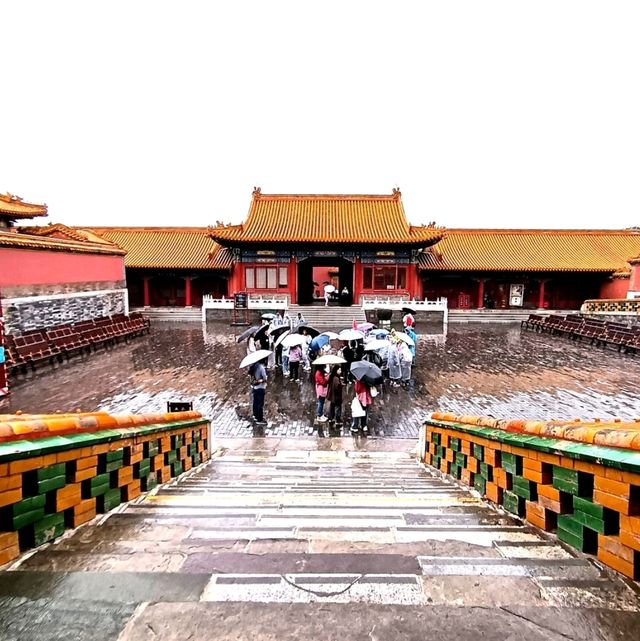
[106,450,124,462]
[134,460,151,479]
[473,444,484,461]
[36,475,67,494]
[557,527,584,551]
[88,473,111,489]
[572,509,619,535]
[432,433,441,445]
[558,514,584,537]
[512,476,537,501]
[4,507,46,531]
[97,488,121,513]
[8,494,46,517]
[36,463,66,481]
[141,476,158,492]
[501,452,520,475]
[165,450,178,465]
[553,466,579,484]
[552,477,580,495]
[480,463,493,481]
[573,496,606,519]
[455,452,467,467]
[144,440,159,457]
[192,453,201,466]
[188,444,197,456]
[503,490,525,516]
[171,461,183,477]
[172,435,183,449]
[32,513,65,547]
[450,438,461,452]
[87,482,110,498]
[104,459,123,473]
[474,476,486,495]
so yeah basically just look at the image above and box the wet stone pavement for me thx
[1,438,639,641]
[6,321,640,438]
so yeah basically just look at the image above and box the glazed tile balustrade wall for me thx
[0,411,210,566]
[420,413,640,580]
[582,299,640,314]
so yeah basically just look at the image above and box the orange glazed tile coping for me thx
[0,229,127,256]
[429,412,640,451]
[0,411,204,443]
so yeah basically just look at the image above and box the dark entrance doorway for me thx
[297,257,353,305]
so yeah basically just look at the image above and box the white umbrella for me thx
[320,331,340,339]
[324,284,336,293]
[394,332,415,347]
[239,349,272,368]
[338,329,365,341]
[282,333,306,347]
[313,354,346,365]
[364,339,389,351]
[274,329,290,347]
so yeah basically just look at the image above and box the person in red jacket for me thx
[351,378,373,434]
[314,365,329,422]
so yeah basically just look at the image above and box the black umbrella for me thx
[350,360,383,386]
[268,324,290,338]
[297,324,320,338]
[254,324,271,345]
[236,326,259,343]
[402,306,416,314]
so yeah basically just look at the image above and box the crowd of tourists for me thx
[240,310,418,435]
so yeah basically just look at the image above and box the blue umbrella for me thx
[310,334,330,351]
[370,328,389,337]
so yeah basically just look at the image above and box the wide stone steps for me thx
[288,304,367,328]
[3,439,639,640]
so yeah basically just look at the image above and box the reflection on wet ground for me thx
[5,321,640,439]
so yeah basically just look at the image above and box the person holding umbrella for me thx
[289,341,302,382]
[239,349,272,426]
[349,360,383,434]
[326,365,344,427]
[314,364,329,423]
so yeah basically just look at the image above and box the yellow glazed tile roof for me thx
[418,229,640,272]
[0,192,48,219]
[0,228,126,255]
[209,188,445,246]
[91,227,233,270]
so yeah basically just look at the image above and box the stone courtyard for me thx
[6,321,640,438]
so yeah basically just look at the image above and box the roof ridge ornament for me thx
[252,186,262,199]
[392,187,401,200]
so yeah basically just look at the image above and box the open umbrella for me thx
[350,360,384,386]
[394,332,415,347]
[310,334,330,351]
[402,306,416,314]
[239,349,272,368]
[313,354,346,366]
[297,324,320,338]
[356,322,375,332]
[261,313,276,320]
[268,324,290,338]
[253,324,270,345]
[339,329,365,341]
[370,328,389,337]
[364,339,389,351]
[236,326,260,343]
[324,284,336,293]
[274,329,290,347]
[282,333,306,347]
[320,331,340,340]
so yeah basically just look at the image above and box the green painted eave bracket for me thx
[425,419,640,474]
[0,418,209,463]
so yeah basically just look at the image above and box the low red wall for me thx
[0,248,125,287]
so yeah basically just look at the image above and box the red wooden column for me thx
[185,276,192,307]
[143,276,150,307]
[0,301,8,400]
[476,278,486,309]
[537,279,547,309]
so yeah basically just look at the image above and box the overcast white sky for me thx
[2,1,639,230]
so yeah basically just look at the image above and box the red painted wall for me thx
[599,278,629,299]
[629,264,640,293]
[0,248,125,287]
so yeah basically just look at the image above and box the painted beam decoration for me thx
[421,412,640,580]
[0,410,210,566]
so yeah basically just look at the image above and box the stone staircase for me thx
[288,303,366,329]
[4,438,638,639]
[130,306,202,322]
[448,309,560,324]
